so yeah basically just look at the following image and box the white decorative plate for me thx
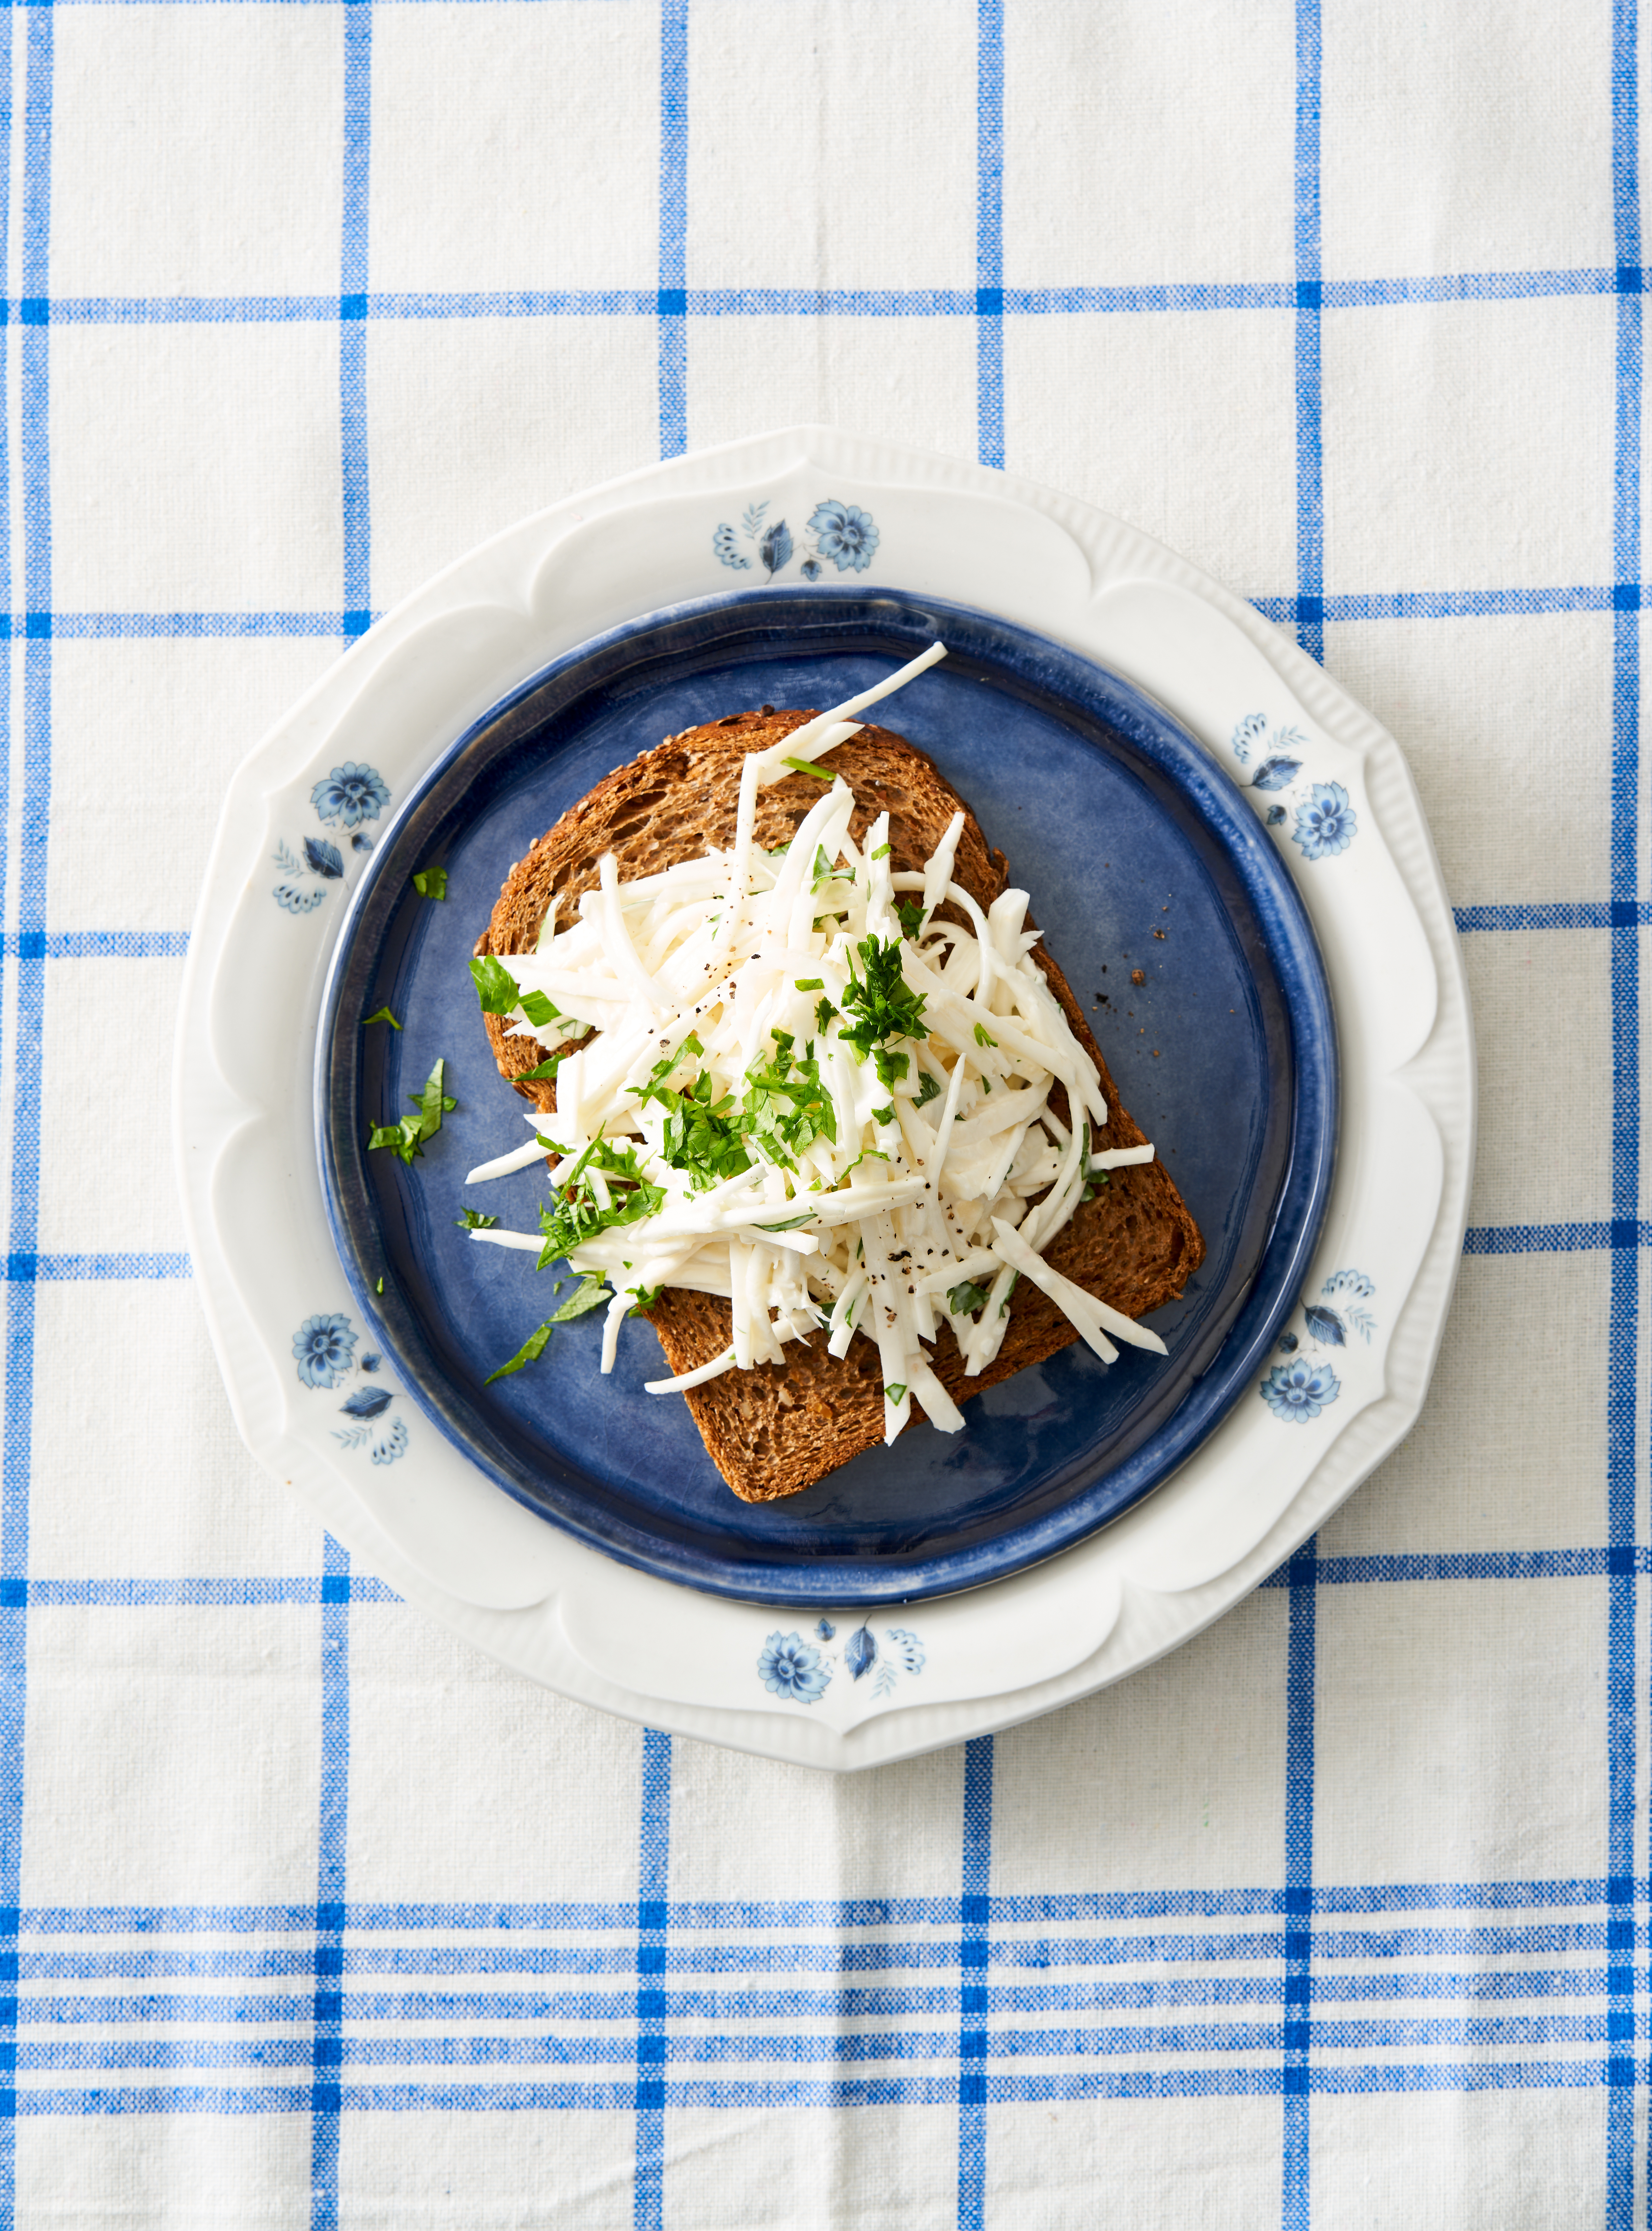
[173,425,1473,1771]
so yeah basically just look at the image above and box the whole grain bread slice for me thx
[474,709,1205,1501]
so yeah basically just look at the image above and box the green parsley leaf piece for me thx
[871,841,892,860]
[517,1052,565,1083]
[548,1272,612,1323]
[756,1213,815,1233]
[412,865,448,902]
[741,1040,838,1170]
[973,1022,998,1048]
[871,1103,895,1126]
[981,1075,993,1094]
[456,1208,499,1230]
[519,989,560,1029]
[895,896,926,940]
[470,953,521,1015]
[781,756,835,782]
[885,1382,908,1405]
[873,1045,909,1091]
[815,995,838,1035]
[409,1057,456,1145]
[914,1070,941,1108]
[375,1276,384,1295]
[361,1005,402,1031]
[795,977,824,992]
[947,1280,990,1317]
[999,1271,1020,1318]
[367,1117,423,1165]
[811,845,834,891]
[839,936,927,1063]
[628,1284,663,1316]
[535,1138,668,1265]
[484,1318,556,1385]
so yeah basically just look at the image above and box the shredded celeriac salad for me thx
[463,641,1166,1436]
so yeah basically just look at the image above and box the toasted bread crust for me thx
[474,710,1205,1501]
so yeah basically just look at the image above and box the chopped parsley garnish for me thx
[367,1056,456,1165]
[871,1103,895,1126]
[811,845,834,890]
[756,1212,815,1233]
[484,1319,555,1385]
[873,1045,909,1092]
[871,841,892,860]
[948,1280,990,1317]
[839,936,927,1063]
[456,1208,499,1230]
[742,1033,837,1168]
[981,1075,992,1093]
[884,1382,908,1405]
[486,1271,615,1381]
[795,977,824,992]
[520,989,560,1028]
[815,995,838,1035]
[535,1139,666,1267]
[517,1051,567,1083]
[914,1070,942,1108]
[470,954,521,1014]
[412,866,448,901]
[628,1284,663,1315]
[361,1005,402,1030]
[547,1271,612,1321]
[375,1276,384,1295]
[630,1046,752,1191]
[973,1022,998,1048]
[781,756,835,782]
[895,896,926,940]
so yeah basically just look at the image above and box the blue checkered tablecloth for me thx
[5,0,1645,2222]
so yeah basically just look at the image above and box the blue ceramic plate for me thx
[315,587,1337,1605]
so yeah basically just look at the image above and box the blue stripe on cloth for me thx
[21,1577,399,1608]
[1253,584,1634,623]
[0,0,11,2209]
[1263,1548,1641,1586]
[635,1729,671,2231]
[29,611,361,639]
[339,3,372,640]
[4,1876,1618,1930]
[0,2065,1636,2113]
[20,930,189,959]
[1607,0,1644,2214]
[1282,1536,1316,2227]
[311,1538,351,2231]
[7,1254,191,1281]
[1462,1222,1651,1255]
[974,0,1004,473]
[14,268,1652,325]
[2,9,51,2213]
[1454,903,1652,931]
[957,1737,993,2231]
[0,2008,1645,2072]
[1291,0,1324,674]
[2,585,1647,643]
[656,0,688,459]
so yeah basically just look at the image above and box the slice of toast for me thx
[474,709,1205,1501]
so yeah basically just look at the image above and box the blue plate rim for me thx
[314,583,1339,1605]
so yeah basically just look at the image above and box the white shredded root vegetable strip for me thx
[462,641,1169,1426]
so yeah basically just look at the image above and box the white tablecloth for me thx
[7,0,1638,2222]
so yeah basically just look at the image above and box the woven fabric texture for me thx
[3,0,1642,2224]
